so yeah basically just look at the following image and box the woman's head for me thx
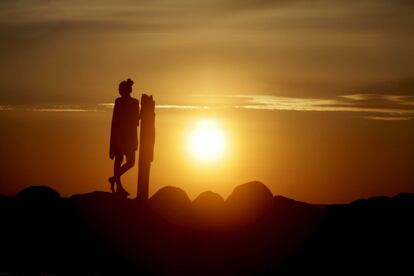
[119,78,134,97]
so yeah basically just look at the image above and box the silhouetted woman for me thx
[108,79,140,196]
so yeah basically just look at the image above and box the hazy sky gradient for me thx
[1,0,413,202]
[1,0,413,104]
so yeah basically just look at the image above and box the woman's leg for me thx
[108,154,124,193]
[114,153,124,178]
[109,152,135,194]
[114,152,135,195]
[118,151,136,176]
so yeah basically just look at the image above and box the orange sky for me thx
[0,0,413,203]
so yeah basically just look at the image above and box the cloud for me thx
[99,103,213,109]
[340,94,414,106]
[31,108,93,112]
[0,103,215,112]
[1,93,413,121]
[227,94,414,116]
[358,116,414,121]
[183,93,414,120]
[1,0,413,106]
[1,0,413,35]
[0,105,13,111]
[0,1,413,111]
[155,104,213,110]
[0,104,101,112]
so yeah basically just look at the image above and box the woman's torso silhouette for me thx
[110,96,140,157]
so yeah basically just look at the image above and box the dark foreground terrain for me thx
[0,181,413,275]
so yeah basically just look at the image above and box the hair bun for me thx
[126,78,134,86]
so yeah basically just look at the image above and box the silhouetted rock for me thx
[149,186,191,224]
[71,190,113,200]
[226,181,273,224]
[274,195,311,207]
[70,190,129,208]
[193,191,225,209]
[273,195,319,217]
[192,191,225,228]
[15,185,60,202]
[0,194,8,207]
[13,186,64,223]
[69,190,136,228]
[394,192,414,202]
[1,184,413,275]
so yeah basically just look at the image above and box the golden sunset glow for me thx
[1,1,414,204]
[187,119,226,161]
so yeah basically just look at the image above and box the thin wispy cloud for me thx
[98,103,214,110]
[228,94,414,114]
[32,108,94,112]
[0,105,102,112]
[340,94,414,106]
[229,94,414,120]
[1,94,413,121]
[155,104,213,110]
[0,105,13,111]
[358,116,414,121]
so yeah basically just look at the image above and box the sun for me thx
[187,119,226,161]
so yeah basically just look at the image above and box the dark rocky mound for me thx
[15,185,61,201]
[226,181,274,224]
[274,195,311,207]
[70,190,133,211]
[0,184,413,275]
[273,195,319,217]
[71,190,113,201]
[149,186,191,223]
[192,191,226,227]
[193,191,225,209]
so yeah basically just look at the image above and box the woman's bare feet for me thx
[117,187,130,197]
